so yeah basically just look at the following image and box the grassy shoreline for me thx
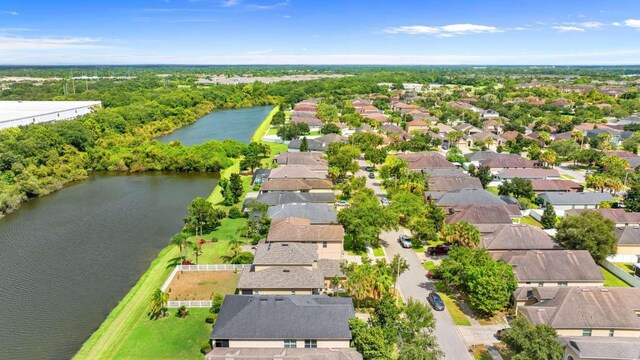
[74,105,280,359]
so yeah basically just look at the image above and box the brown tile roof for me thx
[428,176,483,192]
[260,179,333,192]
[518,287,640,330]
[482,157,538,169]
[406,119,429,127]
[500,131,525,141]
[482,224,561,251]
[274,152,328,167]
[496,168,560,179]
[267,217,344,243]
[269,165,326,179]
[564,208,640,225]
[396,151,455,170]
[445,204,519,225]
[492,250,604,283]
[530,179,583,192]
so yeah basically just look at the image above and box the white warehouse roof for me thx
[0,101,101,121]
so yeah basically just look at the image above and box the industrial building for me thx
[0,100,102,130]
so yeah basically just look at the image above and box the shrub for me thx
[228,207,244,219]
[200,342,212,355]
[177,305,189,318]
[205,315,216,324]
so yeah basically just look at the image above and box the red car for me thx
[426,245,450,256]
[426,270,442,280]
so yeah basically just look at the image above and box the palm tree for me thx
[440,222,481,248]
[171,232,190,263]
[149,288,170,319]
[222,238,243,263]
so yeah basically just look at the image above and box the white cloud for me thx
[612,22,622,26]
[624,19,640,28]
[553,26,585,32]
[580,21,604,28]
[222,0,240,7]
[383,23,500,37]
[244,1,289,10]
[0,35,109,50]
[0,10,18,15]
[245,48,273,55]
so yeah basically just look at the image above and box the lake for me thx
[0,106,271,359]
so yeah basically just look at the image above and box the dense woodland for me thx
[2,66,640,216]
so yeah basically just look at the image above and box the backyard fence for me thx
[167,300,213,308]
[160,264,250,293]
[600,260,640,287]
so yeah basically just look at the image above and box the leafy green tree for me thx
[149,288,170,319]
[228,173,244,204]
[540,204,557,229]
[498,177,534,199]
[299,136,309,152]
[185,197,225,235]
[436,247,517,316]
[338,190,399,251]
[468,164,493,188]
[398,299,436,341]
[320,123,341,134]
[349,132,384,152]
[501,317,563,360]
[219,178,234,206]
[556,211,617,261]
[210,293,224,314]
[171,231,191,262]
[327,144,360,179]
[316,103,339,122]
[364,147,387,167]
[240,153,262,173]
[440,221,481,248]
[349,318,394,360]
[271,110,286,126]
[623,187,640,211]
[398,332,442,360]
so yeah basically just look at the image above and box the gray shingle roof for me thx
[206,348,363,360]
[615,225,640,245]
[267,203,338,224]
[538,192,614,206]
[466,151,517,162]
[561,337,640,360]
[237,266,325,290]
[211,295,355,340]
[253,243,318,265]
[255,192,336,206]
[482,224,561,251]
[445,204,518,225]
[518,287,640,330]
[433,189,507,207]
[492,250,603,283]
[269,165,326,179]
[428,176,483,192]
[318,259,345,279]
[289,138,327,151]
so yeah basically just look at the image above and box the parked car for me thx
[427,292,445,311]
[426,270,442,280]
[380,197,390,206]
[365,166,373,172]
[398,235,412,248]
[335,200,349,207]
[368,172,375,179]
[495,329,503,340]
[426,245,450,256]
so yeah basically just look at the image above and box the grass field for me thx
[167,271,240,300]
[520,216,543,228]
[112,308,213,360]
[372,247,385,257]
[613,262,635,274]
[251,105,279,142]
[434,282,471,326]
[423,261,436,271]
[486,186,499,195]
[600,266,631,287]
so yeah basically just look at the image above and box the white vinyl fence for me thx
[161,264,250,307]
[600,260,640,287]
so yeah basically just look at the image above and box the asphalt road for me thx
[356,158,472,359]
[383,231,472,360]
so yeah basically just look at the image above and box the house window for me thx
[322,241,328,248]
[304,340,317,348]
[214,339,229,348]
[284,339,297,348]
[291,290,296,295]
[608,329,614,337]
[558,282,568,287]
[582,329,592,337]
[537,282,544,287]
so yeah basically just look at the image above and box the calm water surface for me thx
[0,106,270,359]
[158,105,273,145]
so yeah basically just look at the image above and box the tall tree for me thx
[299,136,309,152]
[540,204,557,229]
[501,317,563,360]
[555,211,617,261]
[440,221,481,248]
[468,164,493,188]
[149,288,170,319]
[228,173,244,203]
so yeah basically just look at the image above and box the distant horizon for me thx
[0,63,639,68]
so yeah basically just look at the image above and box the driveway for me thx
[356,158,385,196]
[383,230,472,360]
[557,163,586,184]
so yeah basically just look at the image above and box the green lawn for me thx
[613,262,635,274]
[600,267,631,287]
[266,127,278,135]
[372,247,385,257]
[423,261,436,271]
[251,105,279,142]
[560,174,575,180]
[486,186,499,195]
[434,282,471,326]
[520,216,543,228]
[112,308,212,360]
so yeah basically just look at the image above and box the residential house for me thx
[494,168,560,181]
[481,224,561,252]
[251,169,271,186]
[208,295,359,358]
[516,287,640,337]
[269,165,326,180]
[493,250,604,288]
[538,192,614,216]
[267,203,338,225]
[463,131,504,150]
[396,151,455,172]
[406,119,430,133]
[427,188,509,208]
[448,101,484,113]
[482,119,503,134]
[564,208,640,226]
[251,192,336,208]
[267,217,344,260]
[237,243,326,295]
[481,109,500,119]
[561,337,640,360]
[445,204,521,225]
[531,179,584,194]
[260,179,333,193]
[274,152,327,171]
[291,114,323,131]
[613,226,640,263]
[454,123,482,135]
[467,151,516,166]
[481,156,539,173]
[550,98,573,108]
[428,176,483,192]
[288,138,327,152]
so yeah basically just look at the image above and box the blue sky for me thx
[1,0,639,65]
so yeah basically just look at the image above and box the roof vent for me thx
[275,297,284,301]
[283,269,290,273]
[282,243,289,247]
[600,288,610,292]
[581,288,591,292]
[260,298,268,302]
